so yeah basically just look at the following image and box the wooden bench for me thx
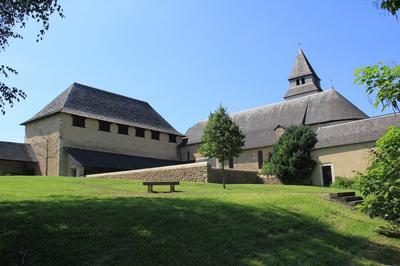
[143,181,180,193]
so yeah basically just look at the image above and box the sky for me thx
[1,0,399,142]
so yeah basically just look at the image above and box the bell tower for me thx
[284,48,322,100]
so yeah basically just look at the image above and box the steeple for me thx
[284,48,322,100]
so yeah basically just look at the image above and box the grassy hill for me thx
[0,176,399,265]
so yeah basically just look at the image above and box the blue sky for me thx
[1,0,399,142]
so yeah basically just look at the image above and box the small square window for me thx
[118,124,129,135]
[72,115,85,128]
[135,127,145,138]
[151,130,160,140]
[98,120,110,132]
[169,134,177,143]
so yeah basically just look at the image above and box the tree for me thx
[199,105,246,189]
[354,1,400,113]
[261,125,317,184]
[354,64,400,112]
[358,126,400,230]
[0,0,64,114]
[374,0,400,16]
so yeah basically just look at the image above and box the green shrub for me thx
[261,125,317,184]
[358,126,400,226]
[331,175,360,190]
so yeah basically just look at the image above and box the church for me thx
[0,49,398,186]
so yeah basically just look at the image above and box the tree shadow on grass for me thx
[0,197,398,265]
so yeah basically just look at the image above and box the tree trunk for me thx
[221,163,226,189]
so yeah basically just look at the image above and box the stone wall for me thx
[208,168,262,184]
[87,161,209,182]
[259,175,283,185]
[87,162,271,184]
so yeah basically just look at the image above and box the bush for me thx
[261,125,317,184]
[331,175,360,190]
[358,126,400,225]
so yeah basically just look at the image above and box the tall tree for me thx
[354,0,400,113]
[199,105,246,189]
[261,125,317,184]
[0,0,64,114]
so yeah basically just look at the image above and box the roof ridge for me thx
[318,113,398,130]
[73,82,150,105]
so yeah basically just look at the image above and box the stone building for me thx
[1,48,398,185]
[182,49,400,186]
[20,83,185,176]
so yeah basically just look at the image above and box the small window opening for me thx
[151,130,160,140]
[169,134,177,143]
[296,79,300,86]
[301,77,305,84]
[118,124,129,135]
[258,151,264,169]
[98,120,111,132]
[72,115,86,128]
[229,158,234,169]
[135,127,145,138]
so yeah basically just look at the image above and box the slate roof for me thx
[0,141,37,162]
[288,48,320,80]
[284,83,322,100]
[315,113,400,149]
[22,83,183,136]
[185,89,368,149]
[67,147,182,170]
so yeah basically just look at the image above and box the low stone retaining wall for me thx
[87,162,283,184]
[208,168,262,184]
[259,175,283,184]
[87,161,209,182]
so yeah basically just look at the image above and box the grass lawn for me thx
[0,176,399,265]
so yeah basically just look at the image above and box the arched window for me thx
[258,151,264,169]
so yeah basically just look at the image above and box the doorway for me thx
[322,164,333,186]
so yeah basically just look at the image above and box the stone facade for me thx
[87,162,209,182]
[87,161,266,184]
[208,168,262,184]
[24,113,183,176]
[310,142,375,186]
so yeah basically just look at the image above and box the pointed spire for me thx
[288,48,320,80]
[284,48,322,100]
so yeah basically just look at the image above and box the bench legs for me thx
[146,184,176,193]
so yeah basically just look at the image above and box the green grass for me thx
[0,176,399,265]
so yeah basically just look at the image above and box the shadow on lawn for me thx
[0,197,398,265]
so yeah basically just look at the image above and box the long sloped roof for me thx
[22,83,182,135]
[315,113,400,149]
[0,142,37,162]
[185,89,368,149]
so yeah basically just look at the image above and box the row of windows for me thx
[72,115,177,143]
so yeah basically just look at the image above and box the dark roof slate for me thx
[22,83,182,135]
[288,48,320,80]
[0,142,37,162]
[283,83,322,99]
[185,89,368,149]
[67,147,182,170]
[315,114,400,149]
